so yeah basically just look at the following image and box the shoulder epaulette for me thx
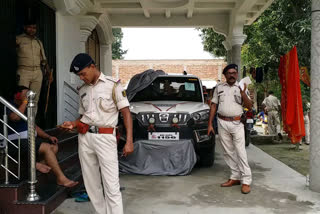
[105,76,120,84]
[216,82,224,87]
[77,83,86,91]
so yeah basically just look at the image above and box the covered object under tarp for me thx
[119,140,197,175]
[126,69,165,101]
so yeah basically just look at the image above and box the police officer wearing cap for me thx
[61,53,133,214]
[16,19,50,113]
[207,64,253,194]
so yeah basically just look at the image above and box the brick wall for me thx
[112,59,226,87]
[111,59,257,106]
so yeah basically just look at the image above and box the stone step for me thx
[0,129,81,214]
[13,162,82,214]
[16,151,80,201]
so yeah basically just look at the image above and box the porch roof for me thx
[92,0,273,36]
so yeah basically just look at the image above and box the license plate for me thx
[246,119,254,123]
[148,132,179,140]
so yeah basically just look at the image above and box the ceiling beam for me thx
[139,0,151,18]
[140,0,189,8]
[256,0,269,5]
[100,2,141,8]
[165,9,171,18]
[246,0,274,25]
[236,0,259,13]
[249,5,262,12]
[186,0,195,19]
[110,13,229,34]
[194,2,235,9]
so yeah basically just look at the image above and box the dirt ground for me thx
[252,126,309,176]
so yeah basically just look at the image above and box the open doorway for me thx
[0,0,57,129]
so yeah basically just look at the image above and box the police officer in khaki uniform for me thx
[262,91,282,139]
[61,53,133,214]
[16,20,49,112]
[207,64,252,194]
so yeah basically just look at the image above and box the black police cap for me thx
[223,64,238,74]
[70,53,95,74]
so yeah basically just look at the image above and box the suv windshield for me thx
[131,76,203,102]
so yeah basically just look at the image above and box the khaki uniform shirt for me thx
[262,95,280,112]
[211,82,246,117]
[16,33,46,68]
[78,73,130,127]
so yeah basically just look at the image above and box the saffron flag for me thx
[300,66,310,86]
[278,46,305,143]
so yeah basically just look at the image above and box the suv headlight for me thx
[149,117,155,124]
[191,110,209,122]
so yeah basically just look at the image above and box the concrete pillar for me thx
[79,15,99,52]
[222,40,232,64]
[226,50,232,64]
[79,41,86,53]
[310,0,320,192]
[100,44,113,76]
[231,35,247,80]
[231,44,242,78]
[80,28,91,52]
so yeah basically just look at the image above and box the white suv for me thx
[118,73,215,174]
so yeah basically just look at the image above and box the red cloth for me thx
[278,46,305,143]
[77,121,89,134]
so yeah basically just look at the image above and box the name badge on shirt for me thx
[122,90,127,97]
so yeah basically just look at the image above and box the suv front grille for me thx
[137,112,190,126]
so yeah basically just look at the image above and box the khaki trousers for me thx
[218,118,252,185]
[17,69,43,114]
[267,110,280,135]
[79,132,123,214]
[17,69,43,102]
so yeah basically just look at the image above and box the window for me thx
[132,76,202,102]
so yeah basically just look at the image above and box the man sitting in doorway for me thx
[7,86,78,187]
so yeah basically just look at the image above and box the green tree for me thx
[199,28,226,58]
[199,0,311,107]
[242,0,311,105]
[112,28,127,59]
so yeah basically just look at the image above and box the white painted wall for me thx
[56,12,82,124]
